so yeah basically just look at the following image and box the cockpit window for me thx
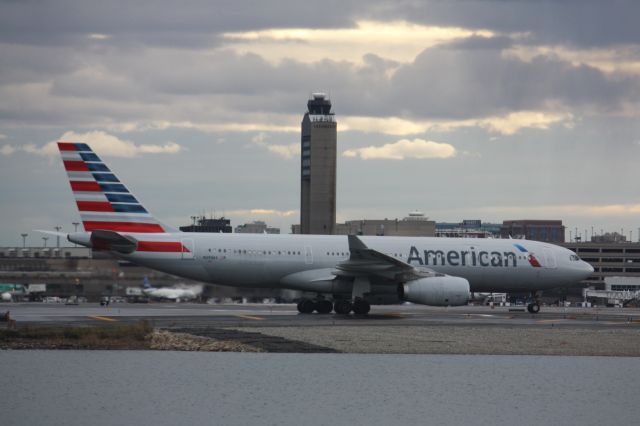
[569,254,580,261]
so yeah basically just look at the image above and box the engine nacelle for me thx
[398,276,470,306]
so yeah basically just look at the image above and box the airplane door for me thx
[304,246,313,265]
[181,238,195,260]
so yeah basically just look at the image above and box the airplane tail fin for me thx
[58,142,177,234]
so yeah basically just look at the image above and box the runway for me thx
[4,301,640,328]
[4,303,640,355]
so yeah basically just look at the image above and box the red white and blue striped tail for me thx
[58,142,175,234]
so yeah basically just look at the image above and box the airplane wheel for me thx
[334,300,352,315]
[315,300,333,314]
[352,298,371,315]
[297,299,316,314]
[527,303,540,314]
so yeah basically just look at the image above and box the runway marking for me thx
[536,319,567,324]
[236,315,265,321]
[89,315,117,322]
[464,314,497,318]
[380,313,404,318]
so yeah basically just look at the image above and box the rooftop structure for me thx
[235,221,280,234]
[501,219,565,243]
[436,220,502,238]
[334,212,435,236]
[179,216,232,233]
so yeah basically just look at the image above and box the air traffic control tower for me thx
[300,93,337,235]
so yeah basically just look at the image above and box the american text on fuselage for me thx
[407,246,518,268]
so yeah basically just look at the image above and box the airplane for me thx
[0,283,26,302]
[141,276,202,302]
[48,142,594,315]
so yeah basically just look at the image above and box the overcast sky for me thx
[1,0,640,245]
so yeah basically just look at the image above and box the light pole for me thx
[54,225,62,248]
[72,222,80,247]
[42,236,48,248]
[21,233,28,248]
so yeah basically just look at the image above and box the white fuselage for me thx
[78,233,593,295]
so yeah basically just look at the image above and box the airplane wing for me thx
[335,235,438,282]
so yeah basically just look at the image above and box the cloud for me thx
[227,208,298,217]
[369,1,640,48]
[250,132,300,159]
[341,111,573,136]
[222,20,494,65]
[387,44,638,120]
[474,111,574,135]
[265,144,300,159]
[88,33,111,40]
[506,44,640,75]
[2,20,636,136]
[343,138,456,160]
[24,131,183,157]
[467,203,640,219]
[0,145,16,156]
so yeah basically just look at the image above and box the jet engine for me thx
[398,276,470,306]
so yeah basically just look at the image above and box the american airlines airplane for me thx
[49,142,593,315]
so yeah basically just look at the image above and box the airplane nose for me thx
[584,261,594,275]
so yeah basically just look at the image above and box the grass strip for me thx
[0,321,153,350]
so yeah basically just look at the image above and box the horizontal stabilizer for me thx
[90,230,137,254]
[34,229,68,238]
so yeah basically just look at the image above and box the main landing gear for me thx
[296,298,371,315]
[527,291,541,314]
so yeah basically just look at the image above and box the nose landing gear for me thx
[527,302,540,314]
[527,291,541,314]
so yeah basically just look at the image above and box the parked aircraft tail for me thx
[143,276,152,289]
[57,142,176,234]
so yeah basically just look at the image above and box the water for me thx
[1,351,638,426]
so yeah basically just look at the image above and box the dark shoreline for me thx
[3,321,640,356]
